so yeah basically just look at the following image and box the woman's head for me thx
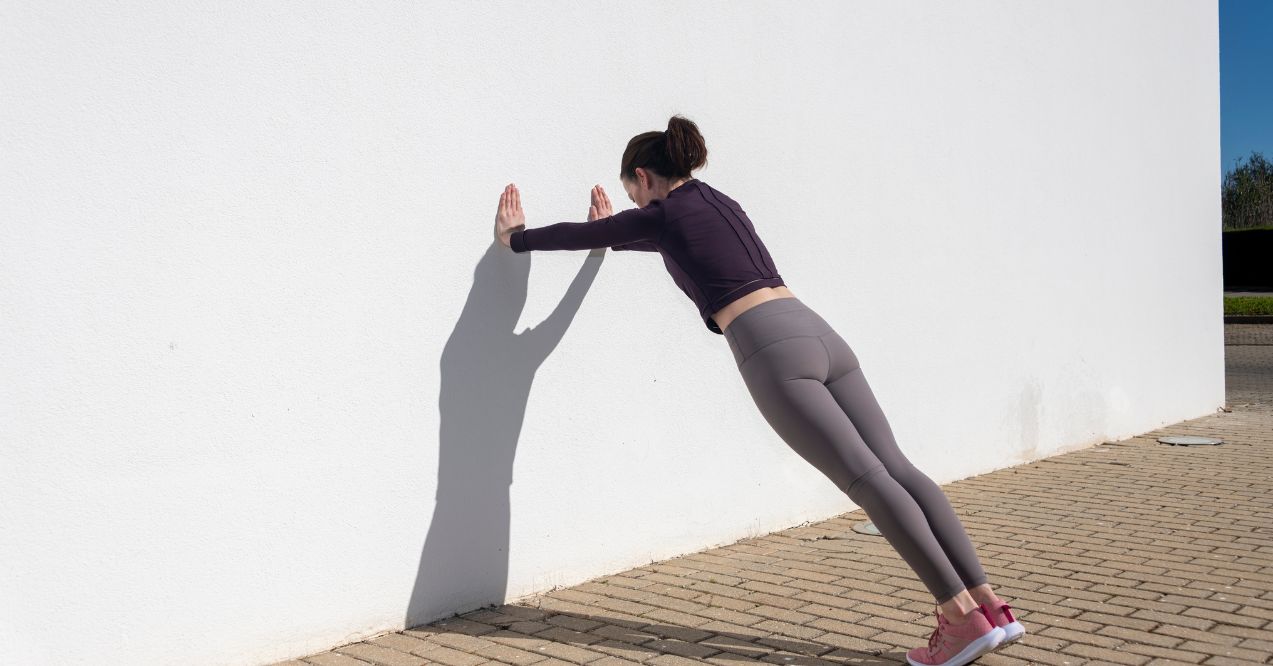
[620,114,708,208]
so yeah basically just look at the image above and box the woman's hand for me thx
[495,183,526,248]
[588,184,613,221]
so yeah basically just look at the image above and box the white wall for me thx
[0,1,1221,663]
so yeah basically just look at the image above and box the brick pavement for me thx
[271,331,1273,666]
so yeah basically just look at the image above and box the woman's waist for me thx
[713,284,795,332]
[722,293,834,360]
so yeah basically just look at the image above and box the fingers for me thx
[591,184,612,216]
[499,183,521,224]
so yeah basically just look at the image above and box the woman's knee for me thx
[843,464,891,498]
[881,460,930,487]
[884,463,947,502]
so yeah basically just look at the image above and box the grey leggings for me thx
[724,296,988,604]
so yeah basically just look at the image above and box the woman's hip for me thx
[723,296,836,366]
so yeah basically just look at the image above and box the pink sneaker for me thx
[905,604,1005,666]
[982,597,1026,644]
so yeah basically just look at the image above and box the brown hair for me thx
[620,114,708,182]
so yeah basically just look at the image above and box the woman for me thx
[493,115,1026,666]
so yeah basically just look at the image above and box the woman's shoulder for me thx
[685,179,748,216]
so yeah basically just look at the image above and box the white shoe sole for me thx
[906,626,1005,666]
[999,620,1026,643]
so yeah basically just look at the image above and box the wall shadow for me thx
[404,239,607,628]
[404,603,899,665]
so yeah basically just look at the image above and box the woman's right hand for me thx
[588,184,613,221]
[495,183,526,248]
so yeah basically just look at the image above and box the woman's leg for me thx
[737,334,969,604]
[819,329,992,599]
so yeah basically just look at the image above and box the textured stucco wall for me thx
[0,1,1220,663]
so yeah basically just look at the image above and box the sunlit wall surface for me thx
[0,1,1220,663]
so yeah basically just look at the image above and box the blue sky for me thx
[1221,0,1273,176]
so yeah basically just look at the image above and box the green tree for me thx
[1222,151,1273,231]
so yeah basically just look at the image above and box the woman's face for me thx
[621,177,642,208]
[622,171,656,208]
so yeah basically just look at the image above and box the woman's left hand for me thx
[589,184,613,221]
[495,183,526,248]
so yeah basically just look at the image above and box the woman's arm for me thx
[510,199,665,253]
[610,240,660,252]
[495,182,664,252]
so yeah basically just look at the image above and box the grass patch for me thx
[1224,225,1273,232]
[1225,296,1273,315]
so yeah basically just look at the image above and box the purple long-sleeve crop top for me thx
[509,178,785,334]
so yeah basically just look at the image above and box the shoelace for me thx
[927,606,991,655]
[926,610,951,653]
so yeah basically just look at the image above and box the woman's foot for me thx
[905,604,1004,666]
[970,591,1027,645]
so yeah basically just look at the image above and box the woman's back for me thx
[650,179,786,333]
[509,177,786,334]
